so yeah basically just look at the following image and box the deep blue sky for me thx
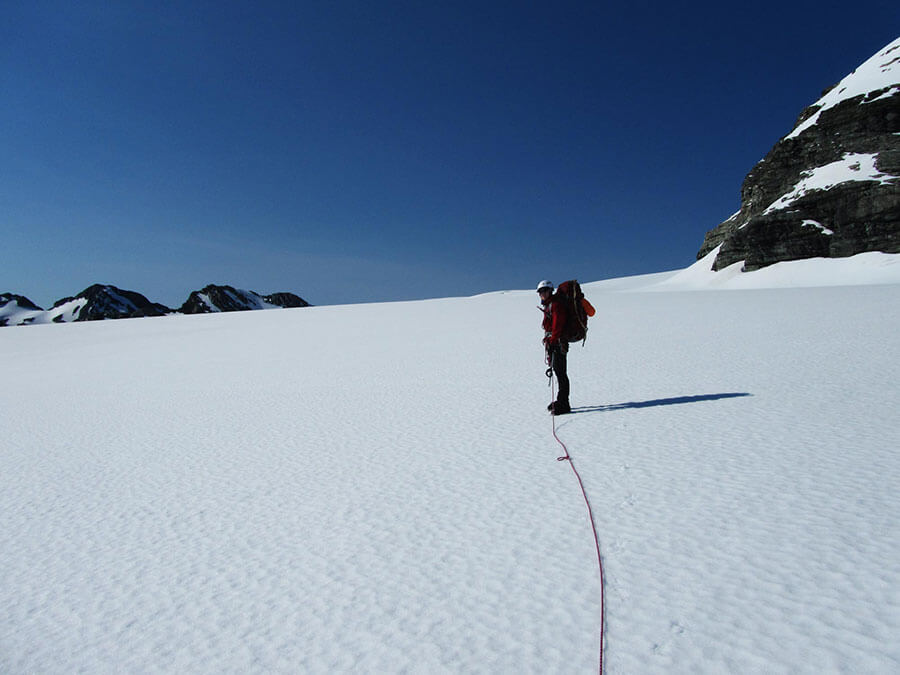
[3,1,898,307]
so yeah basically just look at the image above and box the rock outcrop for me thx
[261,292,311,309]
[179,285,310,314]
[0,294,43,327]
[49,285,173,322]
[698,37,900,271]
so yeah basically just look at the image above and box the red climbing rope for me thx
[550,372,606,674]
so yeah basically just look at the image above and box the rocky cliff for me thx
[698,37,900,271]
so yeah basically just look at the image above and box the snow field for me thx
[1,298,599,672]
[582,284,900,672]
[2,270,899,673]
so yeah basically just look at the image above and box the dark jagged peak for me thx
[1,293,42,311]
[262,292,310,308]
[49,284,173,322]
[180,285,311,314]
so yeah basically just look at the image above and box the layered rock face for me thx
[699,38,900,271]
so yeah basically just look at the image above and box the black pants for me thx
[549,344,570,405]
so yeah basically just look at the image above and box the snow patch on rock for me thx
[786,37,900,139]
[763,153,897,214]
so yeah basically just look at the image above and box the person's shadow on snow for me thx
[570,392,752,414]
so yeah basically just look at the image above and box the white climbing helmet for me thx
[536,280,554,293]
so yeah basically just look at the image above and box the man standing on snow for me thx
[537,280,571,415]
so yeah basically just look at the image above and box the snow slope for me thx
[1,258,899,673]
[652,249,900,291]
[786,36,900,140]
[0,297,45,327]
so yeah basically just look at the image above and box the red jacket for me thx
[541,295,568,346]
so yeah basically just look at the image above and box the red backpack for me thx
[556,280,595,344]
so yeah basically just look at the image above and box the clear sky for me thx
[2,1,898,307]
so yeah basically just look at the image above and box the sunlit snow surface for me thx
[655,249,900,291]
[2,255,899,673]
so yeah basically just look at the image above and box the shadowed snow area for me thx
[2,254,899,672]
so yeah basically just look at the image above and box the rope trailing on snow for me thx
[549,366,606,674]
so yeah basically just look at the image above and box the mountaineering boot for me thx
[550,401,571,415]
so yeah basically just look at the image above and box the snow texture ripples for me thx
[2,270,899,673]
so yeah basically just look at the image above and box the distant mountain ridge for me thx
[698,36,900,271]
[179,285,310,315]
[49,285,171,322]
[1,284,311,327]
